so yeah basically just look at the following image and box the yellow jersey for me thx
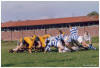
[19,35,36,49]
[39,34,51,48]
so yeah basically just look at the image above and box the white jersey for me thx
[77,36,84,43]
[83,34,91,41]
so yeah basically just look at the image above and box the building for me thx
[1,16,99,41]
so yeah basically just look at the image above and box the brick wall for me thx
[1,25,99,41]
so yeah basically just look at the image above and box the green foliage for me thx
[87,11,99,16]
[1,37,99,67]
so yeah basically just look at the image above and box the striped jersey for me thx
[67,27,79,42]
[70,27,78,36]
[46,36,59,47]
[55,34,64,40]
[45,36,59,51]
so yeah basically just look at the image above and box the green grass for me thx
[92,36,99,43]
[1,37,99,67]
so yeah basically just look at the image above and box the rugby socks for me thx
[89,44,96,50]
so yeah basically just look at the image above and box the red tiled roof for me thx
[1,16,99,28]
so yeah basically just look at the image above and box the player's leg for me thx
[37,41,42,48]
[63,46,71,52]
[13,41,23,52]
[64,35,73,50]
[58,42,71,53]
[64,41,74,52]
[81,41,96,50]
[57,41,65,53]
[77,36,96,50]
[88,39,96,50]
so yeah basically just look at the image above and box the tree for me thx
[87,11,99,16]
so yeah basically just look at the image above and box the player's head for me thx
[58,30,63,34]
[69,24,72,27]
[68,24,74,28]
[84,31,88,35]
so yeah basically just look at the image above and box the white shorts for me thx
[56,40,62,47]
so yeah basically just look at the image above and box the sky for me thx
[1,1,99,23]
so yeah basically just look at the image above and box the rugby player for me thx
[9,35,37,53]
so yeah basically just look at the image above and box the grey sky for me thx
[1,1,99,22]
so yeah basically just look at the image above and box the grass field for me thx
[1,37,99,67]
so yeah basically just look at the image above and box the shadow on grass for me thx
[2,62,35,67]
[2,64,15,67]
